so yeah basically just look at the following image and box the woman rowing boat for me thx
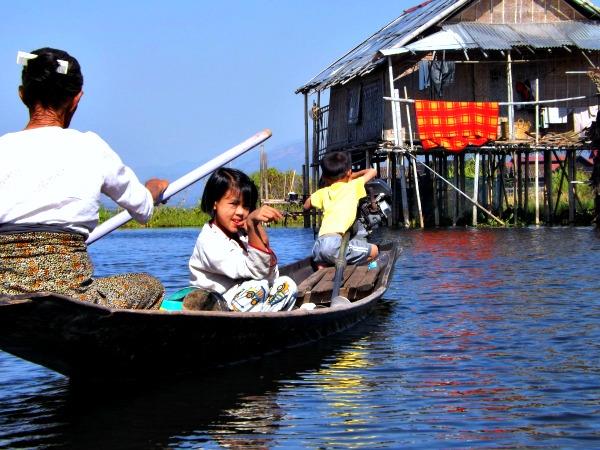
[0,47,168,309]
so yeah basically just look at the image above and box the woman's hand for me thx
[145,178,169,204]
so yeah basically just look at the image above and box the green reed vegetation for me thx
[99,206,210,228]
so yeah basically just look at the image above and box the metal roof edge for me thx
[295,0,471,94]
[572,0,600,18]
[294,13,409,94]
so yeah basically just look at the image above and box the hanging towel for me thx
[573,105,599,133]
[415,100,499,152]
[418,60,430,90]
[547,107,568,124]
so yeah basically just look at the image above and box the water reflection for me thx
[2,227,600,448]
[0,303,392,449]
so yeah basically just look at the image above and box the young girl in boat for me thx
[188,168,297,312]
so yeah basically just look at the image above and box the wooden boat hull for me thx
[0,243,398,380]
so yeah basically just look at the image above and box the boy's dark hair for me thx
[320,151,351,181]
[20,47,83,110]
[200,168,258,214]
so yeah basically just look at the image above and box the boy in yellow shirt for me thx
[304,151,379,268]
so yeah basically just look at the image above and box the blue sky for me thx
[0,0,416,200]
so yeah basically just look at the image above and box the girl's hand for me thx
[245,206,282,251]
[247,205,284,225]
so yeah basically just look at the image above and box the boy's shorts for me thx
[312,233,372,265]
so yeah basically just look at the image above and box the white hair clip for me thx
[56,59,69,75]
[16,50,69,75]
[16,50,38,66]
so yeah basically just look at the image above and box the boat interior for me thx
[281,242,396,308]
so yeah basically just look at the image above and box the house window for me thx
[347,84,361,125]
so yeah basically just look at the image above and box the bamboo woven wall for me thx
[326,72,385,150]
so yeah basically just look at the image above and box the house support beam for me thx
[303,92,310,228]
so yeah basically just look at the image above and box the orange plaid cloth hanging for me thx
[415,100,499,152]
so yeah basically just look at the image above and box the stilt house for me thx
[296,0,600,227]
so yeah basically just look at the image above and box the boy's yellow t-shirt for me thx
[310,177,367,236]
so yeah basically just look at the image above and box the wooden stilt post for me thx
[398,153,410,228]
[524,149,530,223]
[312,94,322,229]
[568,149,576,225]
[481,151,488,209]
[442,154,449,222]
[517,151,522,223]
[392,154,401,226]
[473,152,480,226]
[388,152,396,226]
[499,153,506,215]
[433,154,439,226]
[459,153,466,220]
[303,93,310,228]
[453,156,459,226]
[488,151,495,209]
[535,78,540,225]
[544,149,552,224]
[513,151,518,226]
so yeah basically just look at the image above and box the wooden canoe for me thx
[0,242,398,381]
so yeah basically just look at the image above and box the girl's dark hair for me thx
[200,168,258,214]
[320,151,351,181]
[21,47,83,110]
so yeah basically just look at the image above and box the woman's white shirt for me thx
[0,127,153,236]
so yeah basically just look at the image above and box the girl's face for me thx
[213,188,250,235]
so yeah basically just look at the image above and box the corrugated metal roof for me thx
[295,0,470,94]
[444,22,600,51]
[296,0,600,94]
[382,21,600,54]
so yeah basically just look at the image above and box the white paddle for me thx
[86,129,272,245]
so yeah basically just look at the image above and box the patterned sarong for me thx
[415,100,499,152]
[0,232,163,309]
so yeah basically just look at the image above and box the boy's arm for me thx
[350,168,377,182]
[303,196,312,210]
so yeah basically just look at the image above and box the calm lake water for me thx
[1,227,599,449]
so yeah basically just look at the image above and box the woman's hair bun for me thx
[20,47,83,110]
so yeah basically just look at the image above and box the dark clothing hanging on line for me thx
[418,60,456,98]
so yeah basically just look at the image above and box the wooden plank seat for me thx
[297,264,381,305]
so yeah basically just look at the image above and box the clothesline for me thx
[383,93,597,106]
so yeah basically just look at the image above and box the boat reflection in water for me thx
[0,302,393,449]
